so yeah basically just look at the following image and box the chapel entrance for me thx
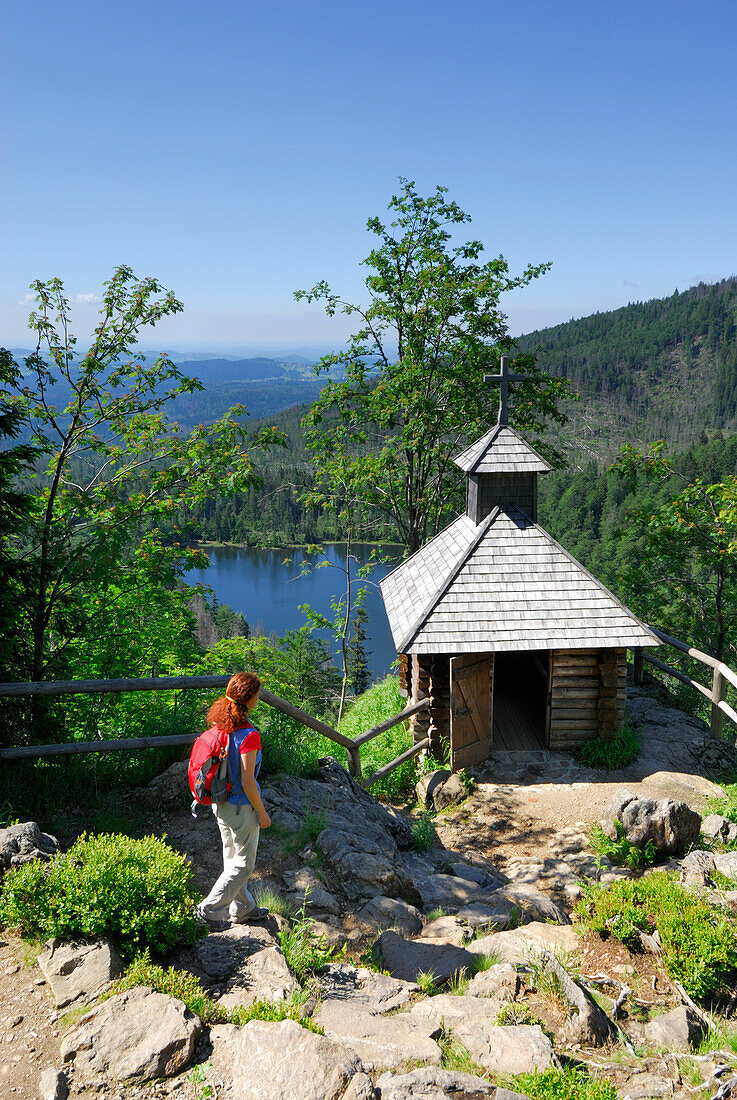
[492,650,549,749]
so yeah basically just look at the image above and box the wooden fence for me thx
[0,674,430,787]
[634,628,737,739]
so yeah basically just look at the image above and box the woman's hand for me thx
[258,810,271,829]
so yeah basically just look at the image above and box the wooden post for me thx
[633,647,644,686]
[711,667,726,740]
[347,746,362,780]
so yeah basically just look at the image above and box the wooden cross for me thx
[484,354,528,426]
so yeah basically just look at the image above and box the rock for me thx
[680,850,716,888]
[210,1018,365,1100]
[539,951,617,1046]
[318,963,419,1013]
[416,770,452,810]
[177,923,277,983]
[316,827,420,905]
[376,930,475,984]
[39,1067,68,1100]
[316,1000,442,1070]
[466,922,580,963]
[419,916,468,945]
[139,760,189,809]
[414,874,505,912]
[342,1072,379,1100]
[284,868,340,916]
[467,963,520,1001]
[701,814,737,843]
[37,938,123,1009]
[60,986,200,1083]
[493,885,570,925]
[714,851,737,880]
[457,902,512,931]
[357,895,423,937]
[644,1006,707,1051]
[449,862,488,885]
[601,790,701,855]
[409,997,553,1075]
[623,1073,674,1098]
[217,946,299,1010]
[0,822,59,870]
[434,773,467,810]
[376,1065,504,1099]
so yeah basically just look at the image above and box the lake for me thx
[188,543,402,680]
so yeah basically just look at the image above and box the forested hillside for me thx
[519,278,737,461]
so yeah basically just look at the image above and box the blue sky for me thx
[2,0,736,353]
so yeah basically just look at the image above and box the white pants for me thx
[200,800,261,920]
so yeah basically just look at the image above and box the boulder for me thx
[467,963,520,1001]
[139,760,189,809]
[622,1073,674,1098]
[416,770,452,810]
[466,922,580,964]
[317,963,419,1013]
[414,874,506,912]
[316,1000,442,1070]
[701,814,737,843]
[60,986,200,1083]
[217,946,299,1010]
[39,1068,68,1100]
[357,895,423,937]
[541,951,617,1046]
[209,1019,365,1100]
[644,1006,707,1051]
[342,1073,379,1100]
[714,852,737,880]
[37,937,123,1009]
[176,923,277,983]
[448,862,488,885]
[283,868,340,916]
[493,885,570,925]
[418,916,468,945]
[457,902,514,931]
[376,930,475,984]
[434,773,467,810]
[0,822,59,870]
[601,790,701,855]
[680,850,716,888]
[409,997,553,1075]
[376,1065,508,1099]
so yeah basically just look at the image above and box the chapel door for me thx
[450,654,493,769]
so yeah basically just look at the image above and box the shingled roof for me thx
[380,506,659,655]
[453,424,552,474]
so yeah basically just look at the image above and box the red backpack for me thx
[188,725,231,806]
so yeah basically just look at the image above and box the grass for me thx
[416,970,440,995]
[424,907,447,923]
[707,769,737,825]
[577,721,641,770]
[275,804,328,857]
[470,951,500,974]
[447,970,470,995]
[252,886,295,918]
[338,676,417,798]
[589,822,658,870]
[411,811,438,852]
[278,902,339,982]
[438,1028,489,1078]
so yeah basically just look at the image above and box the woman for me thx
[195,671,271,931]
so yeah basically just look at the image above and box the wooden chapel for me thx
[380,357,660,770]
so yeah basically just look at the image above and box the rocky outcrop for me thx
[316,1000,442,1070]
[644,1006,707,1051]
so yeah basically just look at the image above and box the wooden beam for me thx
[363,738,430,789]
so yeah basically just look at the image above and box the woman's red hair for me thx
[207,671,261,733]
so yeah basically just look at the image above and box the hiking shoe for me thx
[231,906,269,924]
[194,905,230,932]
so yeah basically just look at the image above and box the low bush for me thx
[0,832,200,958]
[589,822,658,870]
[279,904,337,982]
[577,871,737,1002]
[577,722,640,770]
[513,1067,617,1100]
[410,811,437,852]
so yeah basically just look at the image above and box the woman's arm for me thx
[240,750,271,828]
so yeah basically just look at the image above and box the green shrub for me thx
[589,822,658,870]
[410,811,437,852]
[0,832,199,958]
[577,722,640,770]
[513,1066,618,1100]
[577,871,737,1002]
[339,676,418,798]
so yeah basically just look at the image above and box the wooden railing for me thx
[634,628,737,739]
[0,675,430,786]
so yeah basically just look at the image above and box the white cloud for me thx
[18,292,34,305]
[75,292,101,305]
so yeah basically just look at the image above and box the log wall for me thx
[547,647,627,751]
[468,473,537,522]
[428,655,451,760]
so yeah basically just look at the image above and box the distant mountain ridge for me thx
[518,278,737,463]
